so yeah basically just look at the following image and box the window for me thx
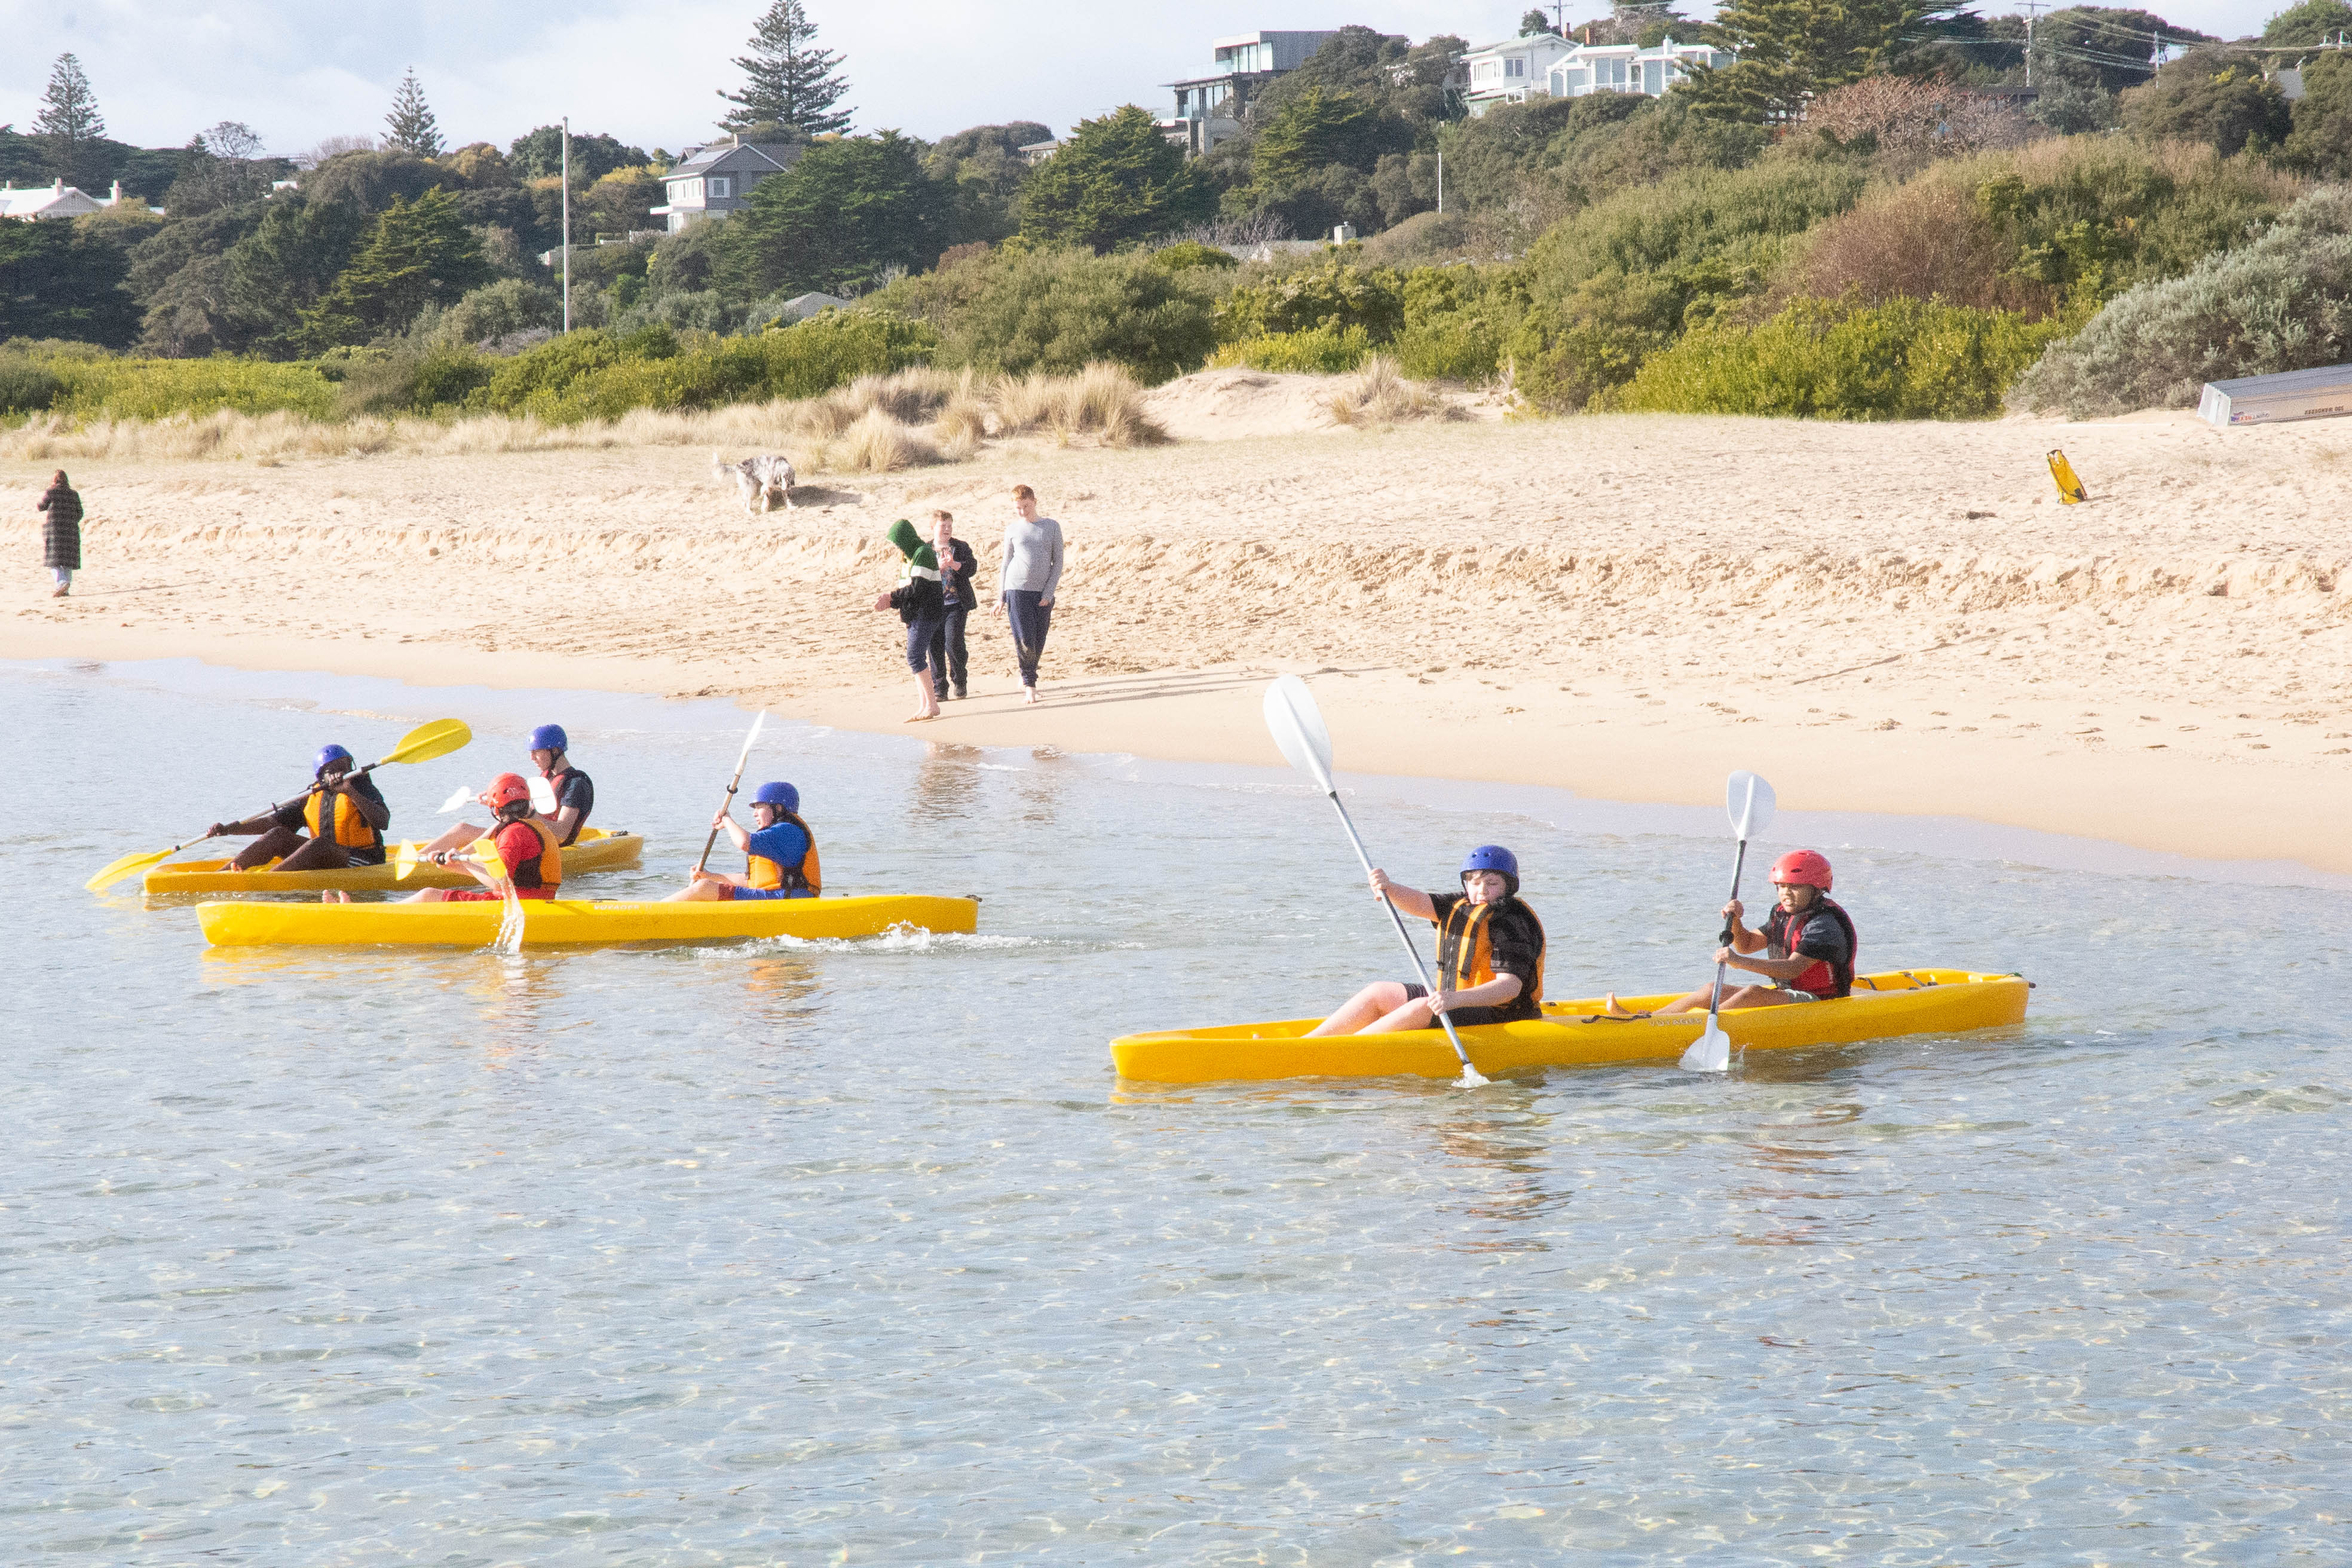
[1506,56,1525,78]
[709,176,731,198]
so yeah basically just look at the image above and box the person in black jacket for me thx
[926,510,978,701]
[38,470,81,598]
[872,518,944,722]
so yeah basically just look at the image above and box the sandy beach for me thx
[12,373,2352,873]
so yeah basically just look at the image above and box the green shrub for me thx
[51,355,336,420]
[1150,241,1240,273]
[2010,185,2352,416]
[1217,257,1405,342]
[1209,323,1376,373]
[1619,297,2066,420]
[0,360,65,414]
[1391,267,1511,382]
[911,247,1218,383]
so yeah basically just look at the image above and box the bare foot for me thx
[320,890,351,904]
[1601,992,1647,1018]
[1022,687,1041,705]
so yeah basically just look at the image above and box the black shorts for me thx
[347,844,387,867]
[1401,982,1533,1030]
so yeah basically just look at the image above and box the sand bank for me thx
[11,387,2352,872]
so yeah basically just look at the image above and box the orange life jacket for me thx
[304,783,382,850]
[1436,896,1545,1009]
[748,812,820,895]
[494,815,563,895]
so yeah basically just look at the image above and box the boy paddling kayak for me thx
[1307,846,1546,1036]
[419,722,592,856]
[210,745,391,872]
[666,782,820,901]
[1610,850,1858,1016]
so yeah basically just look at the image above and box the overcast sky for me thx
[0,1,2306,160]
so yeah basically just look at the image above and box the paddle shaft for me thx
[208,759,399,846]
[693,758,757,877]
[1704,838,1753,1034]
[1321,790,1478,1073]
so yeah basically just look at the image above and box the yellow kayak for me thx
[1110,969,2029,1083]
[143,828,644,894]
[196,893,978,948]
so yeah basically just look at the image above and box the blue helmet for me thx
[314,743,353,775]
[1461,844,1519,895]
[529,724,568,754]
[752,781,800,813]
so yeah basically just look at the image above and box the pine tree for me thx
[1686,0,1923,122]
[383,69,445,158]
[1018,106,1216,253]
[721,1,854,136]
[298,187,488,348]
[32,53,107,188]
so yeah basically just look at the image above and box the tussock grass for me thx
[1327,356,1457,425]
[0,364,1162,465]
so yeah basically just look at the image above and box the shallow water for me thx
[7,659,2349,1566]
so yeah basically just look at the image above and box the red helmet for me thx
[1771,850,1833,890]
[478,772,532,811]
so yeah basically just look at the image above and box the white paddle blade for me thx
[395,843,419,882]
[1264,676,1336,792]
[435,786,474,814]
[528,775,559,814]
[1456,1062,1490,1089]
[1680,1017,1732,1073]
[1727,770,1778,841]
[738,710,767,763]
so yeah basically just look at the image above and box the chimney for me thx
[110,180,122,205]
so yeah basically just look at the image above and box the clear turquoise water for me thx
[7,659,2348,1566]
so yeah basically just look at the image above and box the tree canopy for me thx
[1686,0,1926,121]
[716,130,944,298]
[300,186,489,348]
[33,53,108,188]
[722,0,853,136]
[1018,106,1215,253]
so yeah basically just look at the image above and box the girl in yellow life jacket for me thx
[212,743,391,872]
[666,781,820,902]
[1306,845,1546,1036]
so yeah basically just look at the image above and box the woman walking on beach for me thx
[38,470,81,598]
[998,483,1062,705]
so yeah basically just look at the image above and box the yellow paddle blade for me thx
[378,718,472,768]
[85,846,176,893]
[395,842,421,882]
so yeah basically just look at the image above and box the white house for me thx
[1460,33,1580,115]
[650,137,803,232]
[1,179,114,220]
[1547,38,1734,100]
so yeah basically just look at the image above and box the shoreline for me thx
[12,409,2352,875]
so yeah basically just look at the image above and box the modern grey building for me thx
[650,136,804,232]
[1163,30,1400,155]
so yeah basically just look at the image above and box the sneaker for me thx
[953,685,968,700]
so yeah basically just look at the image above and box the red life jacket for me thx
[543,764,592,846]
[1761,895,1857,997]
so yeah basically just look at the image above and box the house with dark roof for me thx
[650,137,804,232]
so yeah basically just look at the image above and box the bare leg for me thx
[904,666,939,721]
[663,877,734,902]
[273,836,354,872]
[402,887,457,903]
[416,820,485,855]
[226,825,305,871]
[1304,981,1414,1037]
[1656,982,1793,1016]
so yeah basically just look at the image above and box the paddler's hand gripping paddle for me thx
[694,710,767,877]
[1264,675,1488,1089]
[1681,768,1777,1074]
[85,718,473,892]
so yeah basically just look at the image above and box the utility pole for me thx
[1437,148,1444,215]
[561,116,571,335]
[2021,0,2051,89]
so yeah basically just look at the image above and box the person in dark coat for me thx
[38,470,81,598]
[927,509,979,702]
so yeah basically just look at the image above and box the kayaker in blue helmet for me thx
[418,721,593,857]
[210,743,391,872]
[1306,845,1546,1036]
[666,781,822,902]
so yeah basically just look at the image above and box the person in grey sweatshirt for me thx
[997,483,1063,703]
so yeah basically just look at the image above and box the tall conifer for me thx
[33,53,107,188]
[383,69,445,157]
[721,1,854,136]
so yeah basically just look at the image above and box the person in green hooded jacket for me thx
[871,517,944,722]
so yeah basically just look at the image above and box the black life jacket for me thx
[543,764,593,846]
[1762,895,1857,997]
[1435,896,1545,1016]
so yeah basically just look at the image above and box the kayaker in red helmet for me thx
[1618,849,1857,1016]
[399,773,564,904]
